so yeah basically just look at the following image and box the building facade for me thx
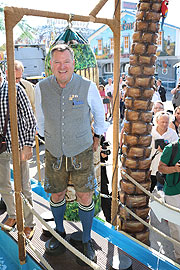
[88,10,180,90]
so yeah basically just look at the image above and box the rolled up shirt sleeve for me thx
[35,83,44,137]
[87,82,109,135]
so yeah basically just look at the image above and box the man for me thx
[105,77,114,117]
[120,83,127,121]
[157,79,166,102]
[14,60,36,114]
[158,134,180,264]
[171,78,180,110]
[0,68,36,239]
[35,44,107,262]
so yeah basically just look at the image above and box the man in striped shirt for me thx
[0,68,36,240]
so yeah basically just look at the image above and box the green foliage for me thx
[64,201,80,222]
[64,193,101,222]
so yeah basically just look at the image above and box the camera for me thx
[101,149,111,155]
[155,139,168,150]
[178,83,180,88]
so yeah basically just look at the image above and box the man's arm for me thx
[171,86,178,95]
[158,160,180,174]
[87,82,109,136]
[35,83,44,137]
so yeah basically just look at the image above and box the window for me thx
[157,31,162,46]
[104,63,114,73]
[157,31,163,51]
[124,36,129,53]
[110,38,114,53]
[98,39,103,55]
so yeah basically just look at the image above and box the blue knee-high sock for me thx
[78,201,95,243]
[50,197,66,234]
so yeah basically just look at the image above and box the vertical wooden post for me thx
[4,10,26,264]
[111,0,121,226]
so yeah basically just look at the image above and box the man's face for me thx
[50,50,75,88]
[153,103,164,114]
[108,78,112,85]
[157,115,169,132]
[157,80,161,87]
[15,69,23,83]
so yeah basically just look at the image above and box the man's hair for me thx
[175,106,180,113]
[14,60,24,72]
[155,111,170,125]
[98,84,105,90]
[154,100,164,108]
[50,44,74,60]
[157,79,162,83]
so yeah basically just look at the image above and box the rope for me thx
[99,192,180,248]
[122,171,180,214]
[26,238,54,270]
[0,222,16,232]
[20,193,100,270]
[118,200,180,248]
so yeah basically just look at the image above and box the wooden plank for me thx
[0,192,150,270]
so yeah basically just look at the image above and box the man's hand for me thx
[175,162,180,173]
[20,146,33,161]
[93,136,99,152]
[157,146,163,152]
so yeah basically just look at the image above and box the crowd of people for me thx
[1,48,180,265]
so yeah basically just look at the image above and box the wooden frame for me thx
[4,0,120,264]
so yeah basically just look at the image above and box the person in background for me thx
[150,111,178,193]
[158,127,180,264]
[120,83,127,121]
[151,101,164,125]
[35,44,108,262]
[152,85,161,103]
[169,106,180,134]
[157,79,166,102]
[105,78,113,117]
[14,60,36,114]
[0,68,36,239]
[98,84,108,121]
[171,79,180,110]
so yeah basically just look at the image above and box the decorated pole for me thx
[4,9,26,264]
[111,0,121,226]
[119,0,162,244]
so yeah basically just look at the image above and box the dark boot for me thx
[0,198,6,211]
[45,231,66,256]
[77,240,97,265]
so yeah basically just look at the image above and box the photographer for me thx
[150,111,178,192]
[158,132,180,264]
[171,80,180,110]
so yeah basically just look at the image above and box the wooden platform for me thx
[0,192,151,270]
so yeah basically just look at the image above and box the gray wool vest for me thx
[39,73,93,158]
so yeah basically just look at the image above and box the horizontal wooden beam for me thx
[4,6,114,27]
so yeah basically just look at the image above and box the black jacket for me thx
[158,85,166,102]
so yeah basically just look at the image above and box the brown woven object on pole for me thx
[118,0,162,245]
